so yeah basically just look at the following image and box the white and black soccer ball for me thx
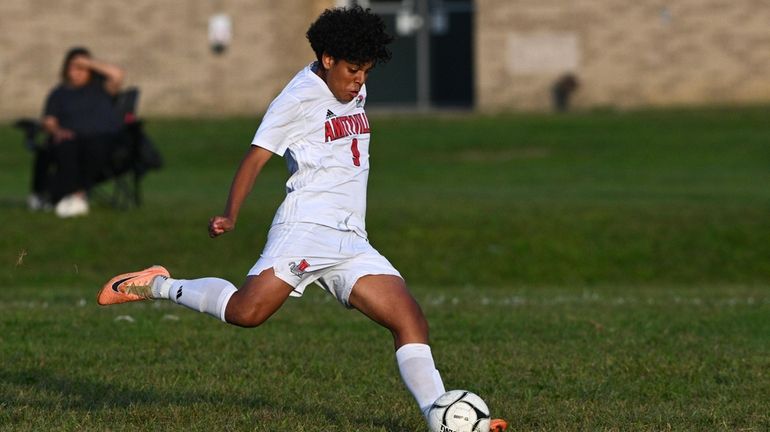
[427,390,491,432]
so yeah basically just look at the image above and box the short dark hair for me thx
[306,5,393,66]
[60,46,91,82]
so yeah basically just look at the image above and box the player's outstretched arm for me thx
[209,145,273,238]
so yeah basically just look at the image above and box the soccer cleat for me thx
[490,418,508,432]
[97,265,169,305]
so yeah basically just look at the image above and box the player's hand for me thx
[208,216,235,238]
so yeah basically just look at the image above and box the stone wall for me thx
[476,0,770,111]
[0,0,332,120]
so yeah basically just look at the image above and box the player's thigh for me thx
[348,274,429,344]
[225,267,294,326]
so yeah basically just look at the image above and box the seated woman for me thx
[31,46,129,217]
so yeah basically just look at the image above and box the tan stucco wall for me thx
[476,0,770,111]
[0,0,333,120]
[2,1,770,118]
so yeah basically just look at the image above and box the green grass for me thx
[1,107,769,431]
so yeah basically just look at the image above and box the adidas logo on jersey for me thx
[326,109,336,119]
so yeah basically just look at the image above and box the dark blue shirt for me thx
[43,78,122,136]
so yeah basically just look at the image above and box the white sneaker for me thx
[28,194,51,211]
[55,194,89,218]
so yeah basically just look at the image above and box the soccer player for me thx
[98,5,507,431]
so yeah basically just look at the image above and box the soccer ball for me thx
[427,390,491,432]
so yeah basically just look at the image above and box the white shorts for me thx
[248,222,401,307]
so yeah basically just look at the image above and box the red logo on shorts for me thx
[289,259,310,277]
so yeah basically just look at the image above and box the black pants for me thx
[31,131,132,203]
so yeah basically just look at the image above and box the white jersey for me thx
[252,63,372,237]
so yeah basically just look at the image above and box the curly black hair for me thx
[306,5,393,66]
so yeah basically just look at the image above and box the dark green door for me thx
[365,0,474,109]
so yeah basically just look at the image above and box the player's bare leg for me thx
[223,269,294,327]
[349,274,429,347]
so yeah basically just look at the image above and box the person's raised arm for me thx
[75,56,125,96]
[208,145,274,238]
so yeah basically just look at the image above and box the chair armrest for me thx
[13,118,44,151]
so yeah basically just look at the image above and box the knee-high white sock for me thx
[396,343,446,418]
[152,277,236,323]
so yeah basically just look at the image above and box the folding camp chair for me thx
[14,87,162,209]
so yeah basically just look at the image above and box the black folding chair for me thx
[14,87,162,209]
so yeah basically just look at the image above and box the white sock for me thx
[396,343,446,418]
[151,275,171,299]
[153,277,236,323]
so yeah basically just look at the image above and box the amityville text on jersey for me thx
[324,113,370,142]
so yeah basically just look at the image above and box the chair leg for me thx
[134,172,142,207]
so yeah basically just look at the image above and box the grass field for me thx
[1,107,769,431]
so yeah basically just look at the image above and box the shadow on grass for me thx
[1,366,251,409]
[1,367,412,431]
[0,197,27,210]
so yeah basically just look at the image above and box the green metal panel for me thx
[366,13,419,106]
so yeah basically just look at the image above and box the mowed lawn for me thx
[1,107,769,431]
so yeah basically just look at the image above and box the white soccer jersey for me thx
[252,62,372,237]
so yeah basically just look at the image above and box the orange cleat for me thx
[490,418,508,432]
[97,265,169,305]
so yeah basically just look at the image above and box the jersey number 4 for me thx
[351,138,361,167]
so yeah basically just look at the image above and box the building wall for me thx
[476,0,770,111]
[0,0,333,120]
[2,1,770,119]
